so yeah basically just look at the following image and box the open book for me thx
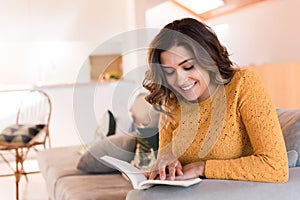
[100,155,202,190]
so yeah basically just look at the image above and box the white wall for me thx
[206,0,300,66]
[0,0,131,86]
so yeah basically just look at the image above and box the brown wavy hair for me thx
[143,18,237,116]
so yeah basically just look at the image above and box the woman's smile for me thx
[180,82,197,91]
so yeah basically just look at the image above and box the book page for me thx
[100,156,147,189]
[100,156,202,190]
[138,178,202,189]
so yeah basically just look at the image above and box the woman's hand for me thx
[175,161,206,180]
[146,154,183,180]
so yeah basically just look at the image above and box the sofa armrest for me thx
[37,145,85,200]
[126,167,300,200]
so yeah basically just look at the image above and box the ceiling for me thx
[172,0,267,20]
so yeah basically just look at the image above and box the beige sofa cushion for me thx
[54,174,132,200]
[38,145,133,200]
[277,108,300,166]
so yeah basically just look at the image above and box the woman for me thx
[143,18,288,183]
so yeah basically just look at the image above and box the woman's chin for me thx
[181,95,199,102]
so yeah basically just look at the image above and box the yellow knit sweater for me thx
[158,69,289,182]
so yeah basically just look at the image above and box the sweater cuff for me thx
[204,160,224,179]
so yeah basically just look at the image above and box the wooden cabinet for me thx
[247,63,300,109]
[89,54,123,81]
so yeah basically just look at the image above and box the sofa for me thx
[37,145,133,200]
[37,107,300,200]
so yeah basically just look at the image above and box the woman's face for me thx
[160,46,211,102]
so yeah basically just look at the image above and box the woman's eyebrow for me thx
[161,58,194,68]
[178,58,194,66]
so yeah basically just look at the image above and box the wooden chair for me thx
[0,90,52,200]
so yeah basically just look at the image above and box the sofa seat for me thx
[126,167,300,200]
[37,145,133,200]
[54,174,132,200]
[39,144,300,200]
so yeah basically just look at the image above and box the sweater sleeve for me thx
[205,70,289,182]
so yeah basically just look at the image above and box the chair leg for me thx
[20,161,29,182]
[15,149,21,200]
[20,148,29,182]
[15,179,19,200]
[47,134,51,148]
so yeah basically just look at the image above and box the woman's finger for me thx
[144,172,150,178]
[167,160,180,180]
[148,166,159,180]
[176,167,184,176]
[156,158,168,180]
[167,164,176,180]
[148,170,158,180]
[158,166,166,180]
[175,161,183,176]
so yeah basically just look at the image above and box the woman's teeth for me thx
[181,82,195,91]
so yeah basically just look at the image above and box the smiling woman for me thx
[143,17,289,183]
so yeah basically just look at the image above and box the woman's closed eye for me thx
[164,70,175,76]
[183,65,194,71]
[163,65,194,76]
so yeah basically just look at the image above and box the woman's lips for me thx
[180,82,197,91]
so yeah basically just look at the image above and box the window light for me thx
[174,0,224,14]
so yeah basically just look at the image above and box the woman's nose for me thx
[176,70,188,85]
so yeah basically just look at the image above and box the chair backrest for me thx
[16,90,52,146]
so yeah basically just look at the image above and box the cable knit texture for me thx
[158,69,289,183]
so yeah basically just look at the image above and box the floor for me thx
[0,156,49,200]
[0,173,49,200]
